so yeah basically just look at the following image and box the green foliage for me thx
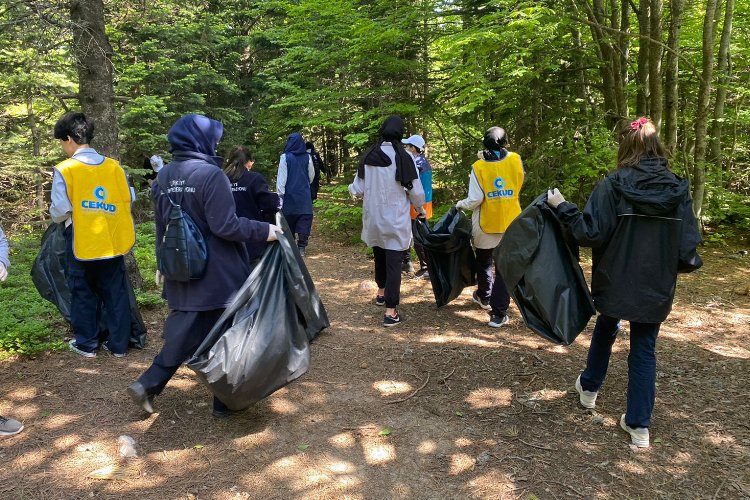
[0,231,66,357]
[313,184,362,243]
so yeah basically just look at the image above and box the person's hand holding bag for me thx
[266,224,282,242]
[546,188,566,209]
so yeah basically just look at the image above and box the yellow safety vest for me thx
[55,157,135,260]
[472,153,524,234]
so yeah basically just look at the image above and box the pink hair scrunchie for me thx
[630,117,649,130]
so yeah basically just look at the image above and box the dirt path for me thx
[1,231,749,499]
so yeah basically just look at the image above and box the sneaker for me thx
[298,246,306,257]
[383,311,402,327]
[401,261,414,273]
[374,295,386,306]
[488,314,509,328]
[471,291,491,311]
[620,414,650,448]
[212,408,246,418]
[415,267,429,279]
[68,339,96,358]
[127,381,155,414]
[101,342,126,358]
[0,415,24,436]
[574,375,598,409]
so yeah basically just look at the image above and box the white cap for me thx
[401,134,426,150]
[149,155,164,172]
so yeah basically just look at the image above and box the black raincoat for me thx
[555,157,702,323]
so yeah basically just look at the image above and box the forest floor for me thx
[1,227,749,499]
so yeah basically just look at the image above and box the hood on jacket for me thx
[168,114,224,166]
[610,157,689,216]
[284,133,307,156]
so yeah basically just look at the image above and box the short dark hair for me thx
[54,112,94,144]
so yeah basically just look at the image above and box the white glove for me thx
[547,188,566,208]
[266,224,282,242]
[0,263,7,282]
[155,269,164,286]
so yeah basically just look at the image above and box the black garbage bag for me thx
[30,223,148,349]
[187,215,329,410]
[413,207,477,307]
[495,193,595,345]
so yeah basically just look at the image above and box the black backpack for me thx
[156,170,208,282]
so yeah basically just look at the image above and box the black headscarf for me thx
[357,115,418,188]
[481,126,508,161]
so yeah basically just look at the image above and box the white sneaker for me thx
[620,414,650,448]
[574,375,597,409]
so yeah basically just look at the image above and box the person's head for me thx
[481,127,508,160]
[54,112,94,157]
[284,132,307,155]
[617,117,667,169]
[305,141,315,152]
[167,114,223,156]
[223,146,255,182]
[379,115,405,142]
[401,134,425,155]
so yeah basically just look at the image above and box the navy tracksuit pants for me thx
[137,309,229,411]
[65,226,130,355]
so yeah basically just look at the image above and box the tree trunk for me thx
[636,0,650,117]
[664,0,684,154]
[70,0,143,287]
[69,0,119,159]
[648,0,663,129]
[27,97,46,215]
[692,0,719,221]
[708,0,735,185]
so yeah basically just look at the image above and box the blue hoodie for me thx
[153,114,270,311]
[281,133,313,215]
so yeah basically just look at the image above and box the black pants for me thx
[373,247,405,308]
[65,226,130,354]
[403,242,428,269]
[138,309,226,410]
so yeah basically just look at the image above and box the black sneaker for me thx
[383,311,402,327]
[212,408,247,418]
[298,246,306,257]
[471,291,492,311]
[374,295,386,306]
[414,267,429,279]
[488,315,509,328]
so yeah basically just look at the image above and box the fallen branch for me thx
[547,480,586,497]
[386,373,430,404]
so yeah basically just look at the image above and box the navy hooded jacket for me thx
[153,114,270,311]
[280,133,313,215]
[231,170,280,260]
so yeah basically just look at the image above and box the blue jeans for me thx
[580,314,661,428]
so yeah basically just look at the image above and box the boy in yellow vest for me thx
[50,112,136,358]
[456,127,524,327]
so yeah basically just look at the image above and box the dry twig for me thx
[386,373,430,404]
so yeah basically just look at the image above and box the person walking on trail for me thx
[349,115,426,327]
[546,117,702,448]
[128,114,281,418]
[50,112,136,358]
[223,145,281,266]
[401,134,433,278]
[455,126,524,328]
[0,224,23,436]
[305,141,330,198]
[277,133,314,257]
